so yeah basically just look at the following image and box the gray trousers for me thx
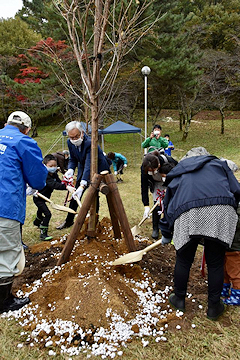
[0,217,22,280]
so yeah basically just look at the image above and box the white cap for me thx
[7,111,32,128]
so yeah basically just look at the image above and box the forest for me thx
[0,0,240,138]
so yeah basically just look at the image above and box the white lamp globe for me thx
[141,66,151,76]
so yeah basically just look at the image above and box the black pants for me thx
[33,198,51,227]
[65,178,100,224]
[174,237,226,305]
[116,160,124,174]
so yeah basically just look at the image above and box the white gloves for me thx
[123,164,127,168]
[114,171,118,175]
[143,206,150,218]
[66,185,76,193]
[26,186,37,196]
[72,185,84,200]
[80,179,87,187]
[64,169,74,179]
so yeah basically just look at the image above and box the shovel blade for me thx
[51,203,77,214]
[110,250,144,265]
[131,225,141,236]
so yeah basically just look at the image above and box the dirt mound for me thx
[2,218,208,358]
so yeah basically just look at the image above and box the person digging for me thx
[0,111,48,313]
[32,154,74,240]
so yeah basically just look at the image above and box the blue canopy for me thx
[99,121,141,135]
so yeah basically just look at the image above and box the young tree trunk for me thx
[220,108,225,134]
[179,111,183,131]
[31,124,38,138]
[182,112,191,141]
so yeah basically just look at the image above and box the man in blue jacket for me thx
[0,111,48,314]
[57,121,110,229]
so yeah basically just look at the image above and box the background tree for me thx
[0,17,41,124]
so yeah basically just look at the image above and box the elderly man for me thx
[0,111,48,313]
[56,121,110,230]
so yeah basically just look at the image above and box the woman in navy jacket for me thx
[160,155,240,320]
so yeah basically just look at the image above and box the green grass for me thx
[1,113,240,359]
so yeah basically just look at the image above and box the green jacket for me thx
[142,136,169,152]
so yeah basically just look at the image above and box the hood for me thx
[165,155,218,186]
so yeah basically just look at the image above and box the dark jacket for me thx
[67,134,110,183]
[141,153,178,206]
[163,155,240,228]
[36,172,66,200]
[52,152,69,174]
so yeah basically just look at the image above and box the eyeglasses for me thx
[69,135,81,140]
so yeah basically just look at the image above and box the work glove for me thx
[66,185,76,193]
[26,186,37,196]
[62,169,74,186]
[72,185,84,200]
[143,206,150,218]
[123,164,127,168]
[62,177,74,187]
[114,171,118,175]
[63,168,74,180]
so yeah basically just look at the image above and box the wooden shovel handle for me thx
[138,201,159,227]
[142,238,163,253]
[36,192,52,203]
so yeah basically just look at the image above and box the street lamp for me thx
[141,66,151,154]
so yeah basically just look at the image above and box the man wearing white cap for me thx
[0,111,48,313]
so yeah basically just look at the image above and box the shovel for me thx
[66,186,82,208]
[131,201,159,236]
[110,238,163,266]
[36,192,77,214]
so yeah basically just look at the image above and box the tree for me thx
[199,49,240,134]
[48,0,158,231]
[0,18,42,123]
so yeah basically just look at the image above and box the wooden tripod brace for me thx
[57,172,136,266]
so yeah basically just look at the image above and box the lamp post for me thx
[141,66,151,154]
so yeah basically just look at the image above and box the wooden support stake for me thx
[99,181,109,195]
[104,173,136,252]
[87,196,98,237]
[106,193,122,239]
[57,173,103,265]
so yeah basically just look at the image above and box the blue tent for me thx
[99,120,141,135]
[98,121,141,152]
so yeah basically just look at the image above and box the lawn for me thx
[0,112,240,360]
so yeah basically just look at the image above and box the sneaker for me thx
[169,293,185,312]
[56,220,74,230]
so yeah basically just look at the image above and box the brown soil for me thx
[8,218,220,357]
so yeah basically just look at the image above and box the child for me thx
[222,203,240,305]
[164,134,175,156]
[107,152,127,182]
[33,154,74,240]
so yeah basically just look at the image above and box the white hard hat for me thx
[7,111,32,128]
